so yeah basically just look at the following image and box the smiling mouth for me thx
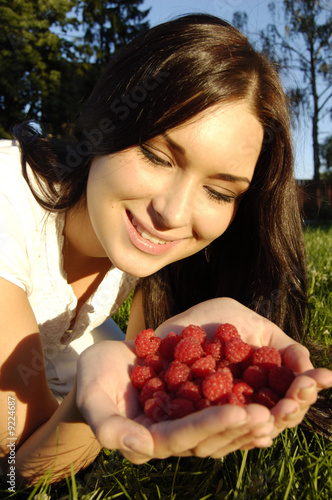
[132,219,170,245]
[125,210,183,256]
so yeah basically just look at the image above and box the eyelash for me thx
[139,144,235,205]
[140,144,171,167]
[205,189,234,204]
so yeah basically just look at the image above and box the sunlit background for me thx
[141,0,331,180]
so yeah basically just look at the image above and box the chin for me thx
[109,254,161,278]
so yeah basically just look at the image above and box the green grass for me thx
[304,223,332,363]
[1,223,331,499]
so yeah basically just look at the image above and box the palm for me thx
[76,298,332,463]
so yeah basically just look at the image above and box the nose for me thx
[150,172,195,229]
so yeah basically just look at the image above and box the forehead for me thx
[164,102,264,179]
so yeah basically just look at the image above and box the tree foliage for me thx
[259,0,332,180]
[321,134,332,178]
[80,0,150,66]
[0,0,77,137]
[0,0,150,137]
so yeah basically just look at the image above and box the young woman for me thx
[1,14,331,485]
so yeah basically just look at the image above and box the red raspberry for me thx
[217,359,242,378]
[216,392,244,407]
[195,398,211,411]
[203,339,223,360]
[174,338,204,366]
[225,338,253,363]
[138,377,166,406]
[144,392,171,422]
[133,322,293,421]
[168,398,195,419]
[253,346,282,370]
[268,365,296,396]
[214,323,240,343]
[202,367,233,401]
[192,376,204,387]
[164,361,191,392]
[159,332,180,360]
[143,354,163,374]
[254,387,280,409]
[243,365,268,391]
[176,381,202,402]
[240,352,255,372]
[134,329,161,358]
[232,381,254,405]
[180,324,207,344]
[191,355,216,378]
[131,365,155,389]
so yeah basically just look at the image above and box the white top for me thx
[0,141,138,397]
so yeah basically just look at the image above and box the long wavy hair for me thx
[13,14,308,342]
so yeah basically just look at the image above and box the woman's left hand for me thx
[76,338,273,463]
[154,297,332,450]
[76,298,332,462]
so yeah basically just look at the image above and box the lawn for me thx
[1,224,331,500]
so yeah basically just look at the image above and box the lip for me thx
[125,210,183,256]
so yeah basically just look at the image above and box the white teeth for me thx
[134,222,168,245]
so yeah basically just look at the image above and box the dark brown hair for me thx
[13,14,308,341]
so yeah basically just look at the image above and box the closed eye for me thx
[204,187,235,204]
[139,144,171,167]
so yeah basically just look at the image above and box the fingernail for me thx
[298,384,315,401]
[123,435,148,455]
[250,415,274,431]
[230,416,251,428]
[285,409,299,421]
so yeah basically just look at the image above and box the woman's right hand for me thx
[76,338,276,464]
[77,298,332,463]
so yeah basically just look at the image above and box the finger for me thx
[209,434,261,458]
[208,418,275,458]
[97,415,154,464]
[285,375,318,409]
[270,375,320,432]
[193,404,273,457]
[299,368,332,391]
[239,437,273,451]
[197,418,275,458]
[271,372,323,424]
[149,405,250,458]
[77,381,154,461]
[194,424,260,457]
[281,344,313,373]
[271,401,309,433]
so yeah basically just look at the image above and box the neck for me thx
[63,206,112,282]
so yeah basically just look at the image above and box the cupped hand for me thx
[155,297,332,449]
[76,338,275,463]
[76,298,332,462]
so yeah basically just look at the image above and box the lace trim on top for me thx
[30,211,138,351]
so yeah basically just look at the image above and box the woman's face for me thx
[86,101,263,277]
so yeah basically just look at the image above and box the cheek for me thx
[195,204,237,241]
[88,162,144,202]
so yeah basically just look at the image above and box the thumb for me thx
[94,413,154,463]
[77,382,154,463]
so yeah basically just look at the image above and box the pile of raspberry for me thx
[130,324,296,422]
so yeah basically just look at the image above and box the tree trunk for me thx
[310,38,321,180]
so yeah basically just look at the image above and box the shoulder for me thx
[0,140,45,224]
[0,140,22,175]
[0,140,28,199]
[0,141,49,293]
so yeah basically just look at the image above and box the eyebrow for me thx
[212,173,251,185]
[163,134,251,185]
[164,133,186,155]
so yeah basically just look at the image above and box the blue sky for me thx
[141,0,327,179]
